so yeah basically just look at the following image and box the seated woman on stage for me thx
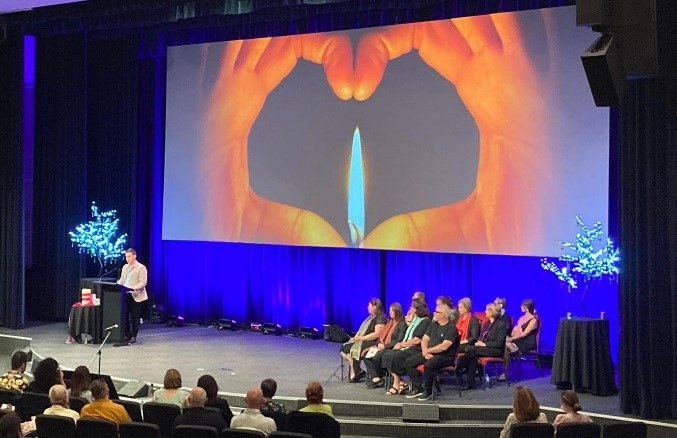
[384,300,432,395]
[364,302,406,388]
[404,291,426,324]
[455,303,509,390]
[553,390,592,431]
[340,298,387,383]
[500,386,547,438]
[67,366,92,401]
[152,368,189,407]
[499,298,539,381]
[456,298,481,353]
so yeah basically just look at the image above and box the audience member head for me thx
[411,291,426,301]
[33,357,62,392]
[494,297,507,312]
[305,381,325,405]
[163,368,182,389]
[260,378,278,400]
[458,297,472,315]
[368,298,384,316]
[389,303,405,323]
[522,298,536,315]
[434,302,453,323]
[188,387,208,408]
[560,390,583,413]
[90,379,109,401]
[10,351,28,373]
[485,303,501,320]
[436,296,453,308]
[69,365,92,397]
[48,384,69,408]
[0,411,21,438]
[512,386,541,422]
[197,374,219,405]
[244,388,264,409]
[413,300,431,318]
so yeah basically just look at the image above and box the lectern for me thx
[94,281,128,344]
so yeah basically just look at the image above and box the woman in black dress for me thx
[340,298,386,382]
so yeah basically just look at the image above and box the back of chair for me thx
[270,432,313,438]
[142,402,181,438]
[13,391,51,421]
[221,429,266,438]
[510,423,554,438]
[35,414,77,438]
[174,424,219,438]
[602,422,648,438]
[0,389,18,405]
[114,399,144,422]
[77,417,118,438]
[69,396,89,414]
[473,311,488,323]
[288,411,340,438]
[262,409,289,432]
[556,422,601,438]
[119,421,161,438]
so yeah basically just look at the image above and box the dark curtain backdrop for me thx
[0,37,26,329]
[619,78,677,419]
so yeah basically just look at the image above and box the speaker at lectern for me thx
[94,281,129,344]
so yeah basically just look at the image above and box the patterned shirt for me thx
[0,370,29,392]
[260,400,286,414]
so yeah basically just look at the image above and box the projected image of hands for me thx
[163,7,609,256]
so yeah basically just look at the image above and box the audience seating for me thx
[602,422,648,438]
[68,396,89,413]
[114,398,144,422]
[262,409,289,431]
[288,411,340,438]
[556,423,601,438]
[77,417,118,438]
[13,391,51,421]
[270,432,312,438]
[221,429,266,438]
[142,401,181,438]
[174,424,219,438]
[0,389,18,405]
[509,423,554,438]
[35,414,77,438]
[119,421,161,438]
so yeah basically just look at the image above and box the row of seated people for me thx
[338,293,540,398]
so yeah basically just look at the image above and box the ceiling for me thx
[0,0,86,14]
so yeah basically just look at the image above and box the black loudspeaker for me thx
[581,33,627,106]
[118,381,149,398]
[323,325,350,343]
[402,403,440,423]
[576,0,611,27]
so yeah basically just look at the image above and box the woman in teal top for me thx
[152,368,189,408]
[299,381,333,417]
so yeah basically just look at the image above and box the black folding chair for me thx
[510,423,554,438]
[0,389,18,405]
[142,402,181,438]
[174,424,219,438]
[556,422,601,438]
[270,432,312,438]
[13,392,51,421]
[287,411,340,438]
[68,396,89,414]
[120,421,161,438]
[35,414,77,438]
[77,417,118,438]
[114,399,144,422]
[221,429,265,438]
[262,410,289,432]
[602,422,648,438]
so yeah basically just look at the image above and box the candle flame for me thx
[348,127,365,247]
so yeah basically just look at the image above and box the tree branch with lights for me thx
[541,215,620,316]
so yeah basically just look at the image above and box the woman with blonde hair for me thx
[553,390,592,431]
[500,386,547,438]
[299,381,333,417]
[152,368,189,407]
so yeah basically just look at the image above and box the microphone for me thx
[104,324,118,331]
[99,266,121,282]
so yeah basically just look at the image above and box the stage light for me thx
[150,304,167,324]
[262,322,283,335]
[167,315,184,327]
[299,326,321,340]
[250,322,262,332]
[216,319,238,331]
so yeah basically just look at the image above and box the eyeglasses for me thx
[434,310,443,314]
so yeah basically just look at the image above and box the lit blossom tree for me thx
[69,202,128,277]
[541,215,620,316]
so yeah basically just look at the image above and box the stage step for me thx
[337,417,504,438]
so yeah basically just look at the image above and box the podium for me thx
[95,281,128,344]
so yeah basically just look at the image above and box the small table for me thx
[68,305,103,343]
[551,317,618,396]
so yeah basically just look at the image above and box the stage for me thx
[1,322,675,438]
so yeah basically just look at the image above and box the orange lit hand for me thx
[356,13,557,253]
[202,34,353,245]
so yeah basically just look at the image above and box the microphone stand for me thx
[88,328,113,375]
[99,267,119,282]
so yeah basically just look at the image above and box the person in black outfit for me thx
[406,303,460,400]
[340,298,387,382]
[494,296,513,329]
[197,374,233,425]
[26,358,64,394]
[455,303,509,390]
[173,387,228,432]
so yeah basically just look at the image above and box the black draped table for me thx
[68,305,103,343]
[551,317,618,396]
